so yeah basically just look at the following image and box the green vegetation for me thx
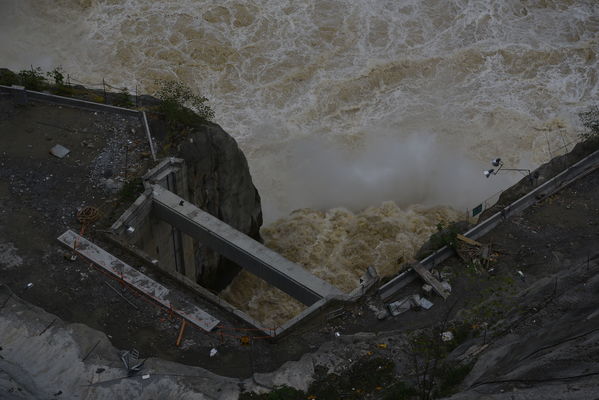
[18,67,47,91]
[407,324,475,400]
[113,87,134,108]
[0,68,18,86]
[0,66,134,107]
[117,178,144,203]
[240,385,304,400]
[579,106,599,141]
[434,363,473,398]
[153,79,214,125]
[430,222,459,250]
[47,67,65,86]
[240,357,417,400]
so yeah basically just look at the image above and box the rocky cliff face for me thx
[150,117,263,291]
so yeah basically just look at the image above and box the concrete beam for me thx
[150,185,343,305]
[57,230,220,332]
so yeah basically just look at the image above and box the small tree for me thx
[47,67,65,86]
[154,79,214,124]
[18,67,47,91]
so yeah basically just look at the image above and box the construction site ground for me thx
[2,96,599,397]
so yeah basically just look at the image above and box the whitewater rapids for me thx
[1,0,597,324]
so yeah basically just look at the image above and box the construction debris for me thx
[376,309,389,320]
[49,144,70,159]
[412,263,450,299]
[120,349,145,376]
[388,296,415,316]
[456,235,496,267]
[417,297,434,310]
[456,234,483,247]
[440,331,454,342]
[441,281,452,293]
[387,293,434,315]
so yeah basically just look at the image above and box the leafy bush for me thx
[113,87,134,107]
[47,67,65,86]
[239,386,304,400]
[579,106,599,141]
[18,67,48,91]
[433,363,473,398]
[0,69,19,86]
[118,178,144,203]
[154,79,214,124]
[430,222,459,250]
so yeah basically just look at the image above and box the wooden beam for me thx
[456,234,483,247]
[176,319,187,347]
[412,263,449,299]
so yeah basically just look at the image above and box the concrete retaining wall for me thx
[0,85,156,160]
[379,147,599,300]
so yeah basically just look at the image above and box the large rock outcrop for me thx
[150,116,263,291]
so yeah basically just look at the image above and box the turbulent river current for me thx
[1,0,597,325]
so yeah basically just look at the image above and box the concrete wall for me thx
[378,146,599,301]
[112,159,196,282]
[0,85,156,160]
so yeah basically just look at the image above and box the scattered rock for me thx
[376,310,388,320]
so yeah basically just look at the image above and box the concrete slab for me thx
[57,230,220,331]
[49,144,70,158]
[151,185,343,306]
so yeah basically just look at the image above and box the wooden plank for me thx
[456,234,482,247]
[412,263,449,300]
[58,230,220,332]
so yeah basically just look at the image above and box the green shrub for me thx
[430,222,459,250]
[118,178,144,203]
[18,67,48,91]
[579,106,599,141]
[113,87,134,108]
[154,79,214,125]
[0,69,19,86]
[433,362,473,398]
[47,67,65,86]
[239,386,304,400]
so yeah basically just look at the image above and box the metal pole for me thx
[124,142,129,179]
[176,319,187,347]
[103,78,107,103]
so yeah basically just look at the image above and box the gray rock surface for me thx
[150,116,263,291]
[0,284,377,399]
[177,125,263,290]
[446,253,599,400]
[0,284,241,400]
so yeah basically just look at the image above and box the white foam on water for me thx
[1,0,597,324]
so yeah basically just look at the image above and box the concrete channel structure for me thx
[109,158,370,337]
[151,184,343,305]
[6,84,373,338]
[112,158,342,305]
[58,230,220,332]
